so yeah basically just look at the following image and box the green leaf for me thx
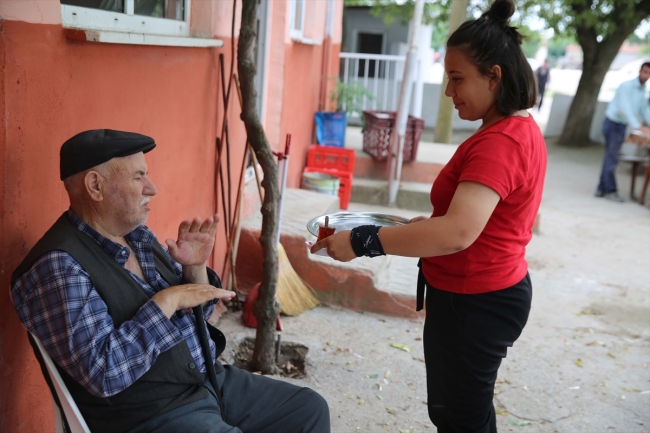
[390,343,411,352]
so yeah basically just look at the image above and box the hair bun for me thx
[486,0,515,25]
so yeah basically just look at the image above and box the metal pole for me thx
[387,0,425,206]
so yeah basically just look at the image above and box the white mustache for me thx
[140,197,150,206]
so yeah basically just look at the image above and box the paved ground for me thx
[216,136,650,432]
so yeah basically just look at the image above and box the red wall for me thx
[0,20,246,433]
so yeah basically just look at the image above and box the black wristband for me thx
[350,225,386,258]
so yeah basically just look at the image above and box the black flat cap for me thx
[60,129,156,180]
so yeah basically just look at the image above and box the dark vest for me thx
[12,213,216,433]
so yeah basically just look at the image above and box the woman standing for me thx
[311,0,546,431]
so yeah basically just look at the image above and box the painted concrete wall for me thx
[342,7,409,55]
[546,93,608,143]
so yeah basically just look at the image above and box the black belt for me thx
[416,259,426,311]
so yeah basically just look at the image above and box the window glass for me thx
[61,0,124,12]
[134,0,184,20]
[292,0,303,32]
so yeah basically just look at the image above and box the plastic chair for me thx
[28,332,91,433]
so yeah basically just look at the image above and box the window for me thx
[288,0,320,45]
[61,0,190,38]
[289,0,305,39]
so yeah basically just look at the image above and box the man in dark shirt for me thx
[11,129,330,433]
[535,59,551,110]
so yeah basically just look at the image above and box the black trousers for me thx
[424,274,532,433]
[129,364,330,433]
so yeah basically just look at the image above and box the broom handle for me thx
[276,135,291,246]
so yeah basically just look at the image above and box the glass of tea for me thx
[317,224,336,242]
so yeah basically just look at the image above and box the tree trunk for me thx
[433,0,468,144]
[237,0,281,375]
[558,4,649,147]
[557,35,623,146]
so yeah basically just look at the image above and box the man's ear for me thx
[488,65,502,91]
[84,171,104,202]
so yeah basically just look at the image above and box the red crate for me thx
[304,167,352,210]
[307,144,356,174]
[362,110,424,162]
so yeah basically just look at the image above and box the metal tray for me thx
[306,212,410,237]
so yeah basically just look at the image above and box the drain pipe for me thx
[387,0,425,206]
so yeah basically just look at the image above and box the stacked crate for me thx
[304,145,356,210]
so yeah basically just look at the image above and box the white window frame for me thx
[288,0,320,45]
[289,0,305,39]
[61,0,191,37]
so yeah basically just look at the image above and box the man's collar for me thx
[67,209,152,245]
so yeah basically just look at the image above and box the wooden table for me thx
[627,130,650,205]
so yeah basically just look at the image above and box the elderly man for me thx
[11,129,330,433]
[596,62,650,202]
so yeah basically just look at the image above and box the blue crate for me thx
[315,111,347,148]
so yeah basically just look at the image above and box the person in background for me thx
[312,0,546,431]
[12,129,330,433]
[535,58,551,110]
[595,61,650,202]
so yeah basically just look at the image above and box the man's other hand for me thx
[152,283,235,318]
[166,214,219,267]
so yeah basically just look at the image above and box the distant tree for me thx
[519,0,650,146]
[519,25,542,58]
[547,34,577,60]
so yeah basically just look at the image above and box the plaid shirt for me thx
[11,211,217,398]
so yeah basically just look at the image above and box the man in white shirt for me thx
[596,62,650,202]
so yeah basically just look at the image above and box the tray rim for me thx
[306,211,410,237]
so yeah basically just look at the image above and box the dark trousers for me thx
[129,364,330,433]
[597,117,628,194]
[424,274,532,433]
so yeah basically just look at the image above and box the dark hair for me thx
[642,62,650,70]
[446,0,537,116]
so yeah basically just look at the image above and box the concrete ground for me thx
[218,130,650,432]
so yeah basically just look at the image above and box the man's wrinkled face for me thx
[100,152,157,231]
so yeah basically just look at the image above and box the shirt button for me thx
[188,362,196,370]
[121,251,127,255]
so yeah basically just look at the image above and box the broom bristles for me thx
[277,243,320,316]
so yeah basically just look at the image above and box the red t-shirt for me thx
[422,115,547,294]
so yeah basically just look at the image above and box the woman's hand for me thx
[310,230,357,262]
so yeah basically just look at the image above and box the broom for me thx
[275,134,320,316]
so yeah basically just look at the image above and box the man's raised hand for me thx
[166,214,220,267]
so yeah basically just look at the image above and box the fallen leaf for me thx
[386,407,395,414]
[607,352,616,359]
[377,395,383,400]
[385,370,391,378]
[624,387,642,393]
[575,358,583,367]
[586,340,603,346]
[390,343,411,352]
[495,409,507,415]
[399,429,412,433]
[366,374,379,379]
[578,308,603,316]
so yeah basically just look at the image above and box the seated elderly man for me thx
[11,129,330,433]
